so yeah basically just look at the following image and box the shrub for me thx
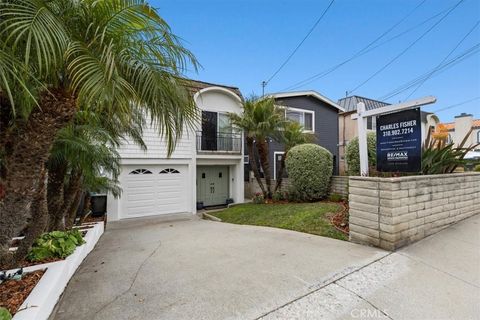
[345,132,376,176]
[286,144,333,201]
[328,193,344,202]
[475,164,480,172]
[272,191,286,202]
[0,308,11,320]
[252,192,265,204]
[27,230,85,262]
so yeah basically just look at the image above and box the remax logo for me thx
[387,151,408,161]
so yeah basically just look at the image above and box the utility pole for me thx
[261,81,267,97]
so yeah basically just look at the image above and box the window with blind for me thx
[285,109,314,132]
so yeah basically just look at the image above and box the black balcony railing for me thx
[196,131,242,153]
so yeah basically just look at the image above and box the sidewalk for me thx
[261,214,480,320]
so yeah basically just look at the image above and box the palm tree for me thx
[229,98,267,197]
[274,121,313,192]
[230,97,284,199]
[252,98,284,199]
[13,110,133,262]
[47,109,142,231]
[0,0,198,265]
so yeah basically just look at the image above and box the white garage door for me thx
[121,165,189,218]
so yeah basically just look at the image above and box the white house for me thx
[107,80,245,221]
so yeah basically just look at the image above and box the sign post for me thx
[352,96,436,176]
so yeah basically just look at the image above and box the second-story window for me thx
[200,111,240,152]
[285,108,314,132]
[201,111,218,151]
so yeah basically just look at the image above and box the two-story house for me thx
[245,90,344,195]
[106,80,245,221]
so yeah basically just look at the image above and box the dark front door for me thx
[201,111,217,151]
[275,153,288,180]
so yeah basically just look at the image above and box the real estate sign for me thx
[376,108,421,172]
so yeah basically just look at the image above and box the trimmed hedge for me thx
[285,143,333,201]
[345,132,376,176]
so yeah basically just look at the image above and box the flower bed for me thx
[0,270,45,315]
[1,222,104,320]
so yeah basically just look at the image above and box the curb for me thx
[202,212,222,222]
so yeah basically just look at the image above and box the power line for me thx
[404,20,480,101]
[282,2,451,92]
[378,43,480,101]
[348,0,465,95]
[264,0,335,86]
[433,96,480,113]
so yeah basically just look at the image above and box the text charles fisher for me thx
[379,119,417,131]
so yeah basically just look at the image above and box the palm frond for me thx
[0,0,68,76]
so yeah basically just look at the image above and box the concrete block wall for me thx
[349,172,480,250]
[330,176,349,197]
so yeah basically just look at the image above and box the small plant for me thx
[328,193,344,202]
[252,192,265,204]
[27,230,85,262]
[474,164,480,172]
[422,129,479,174]
[272,191,286,202]
[0,307,12,320]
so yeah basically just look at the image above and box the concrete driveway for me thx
[52,214,479,320]
[52,214,385,320]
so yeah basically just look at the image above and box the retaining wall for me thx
[349,172,480,250]
[330,176,349,197]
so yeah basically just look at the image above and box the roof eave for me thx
[269,91,345,112]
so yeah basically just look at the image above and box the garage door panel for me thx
[155,188,183,195]
[126,197,156,204]
[121,165,189,218]
[126,180,155,188]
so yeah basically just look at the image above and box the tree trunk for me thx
[0,88,77,266]
[256,138,272,199]
[65,189,83,229]
[62,170,83,229]
[13,168,49,264]
[246,137,267,196]
[47,161,68,231]
[79,193,92,224]
[274,152,287,192]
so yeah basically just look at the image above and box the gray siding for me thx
[271,95,339,176]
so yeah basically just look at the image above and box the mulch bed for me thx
[0,269,45,315]
[330,201,349,235]
[0,257,63,270]
[83,215,106,223]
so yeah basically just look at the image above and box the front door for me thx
[197,166,229,206]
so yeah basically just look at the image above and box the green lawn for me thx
[210,202,347,241]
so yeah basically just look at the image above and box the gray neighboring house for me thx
[245,91,344,186]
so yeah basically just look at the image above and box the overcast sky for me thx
[156,0,480,122]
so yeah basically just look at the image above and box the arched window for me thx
[159,168,180,174]
[129,169,152,174]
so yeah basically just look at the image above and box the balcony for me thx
[196,131,242,154]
